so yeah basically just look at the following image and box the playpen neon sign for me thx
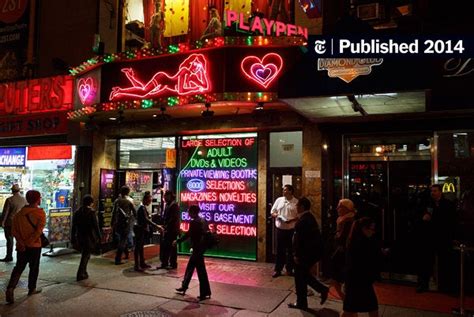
[241,53,283,88]
[109,54,211,100]
[225,10,308,39]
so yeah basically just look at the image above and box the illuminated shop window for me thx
[178,133,258,260]
[269,131,302,167]
[119,137,176,169]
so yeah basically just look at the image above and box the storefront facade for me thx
[0,75,82,245]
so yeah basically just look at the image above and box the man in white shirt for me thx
[271,184,298,277]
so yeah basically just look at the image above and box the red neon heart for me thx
[77,77,96,105]
[241,53,283,88]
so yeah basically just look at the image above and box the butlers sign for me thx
[0,75,73,137]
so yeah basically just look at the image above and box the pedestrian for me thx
[416,184,457,293]
[0,184,27,262]
[159,190,180,269]
[270,184,298,277]
[111,186,136,265]
[342,217,381,317]
[71,195,101,281]
[134,191,162,272]
[174,205,211,300]
[330,198,356,300]
[288,197,329,310]
[5,190,46,304]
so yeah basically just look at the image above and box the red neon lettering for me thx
[180,192,218,202]
[262,18,274,36]
[218,192,257,203]
[238,13,249,31]
[287,24,297,37]
[0,76,73,115]
[250,17,264,35]
[181,139,204,148]
[241,53,283,88]
[206,180,246,191]
[216,224,257,237]
[225,10,238,27]
[180,222,190,232]
[109,53,211,100]
[275,21,286,36]
[204,138,243,147]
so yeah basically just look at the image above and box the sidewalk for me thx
[0,243,463,317]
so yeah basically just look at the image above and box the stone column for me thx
[257,132,268,262]
[302,123,323,223]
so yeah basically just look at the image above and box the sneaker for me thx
[140,263,152,269]
[272,271,282,278]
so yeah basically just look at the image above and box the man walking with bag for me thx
[5,190,46,304]
[1,184,27,262]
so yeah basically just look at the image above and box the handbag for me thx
[26,215,50,248]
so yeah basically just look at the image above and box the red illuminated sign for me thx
[0,76,74,116]
[0,112,69,138]
[27,145,72,160]
[225,10,308,39]
[109,53,211,100]
[77,77,97,106]
[241,53,283,88]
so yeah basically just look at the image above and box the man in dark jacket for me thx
[71,195,101,281]
[417,184,457,293]
[288,197,329,310]
[159,190,180,269]
[111,186,136,265]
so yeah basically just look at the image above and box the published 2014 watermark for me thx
[313,37,473,57]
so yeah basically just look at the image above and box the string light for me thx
[69,36,306,76]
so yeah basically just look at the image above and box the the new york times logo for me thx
[313,37,469,57]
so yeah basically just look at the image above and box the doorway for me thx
[344,134,432,282]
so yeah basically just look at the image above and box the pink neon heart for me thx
[241,53,283,88]
[77,77,96,105]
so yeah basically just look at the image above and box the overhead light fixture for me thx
[201,102,214,118]
[347,95,368,116]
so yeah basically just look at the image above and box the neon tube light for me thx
[109,53,211,100]
[241,53,283,88]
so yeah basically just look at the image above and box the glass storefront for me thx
[0,145,75,213]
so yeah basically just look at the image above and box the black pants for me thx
[4,226,14,259]
[417,244,435,288]
[115,230,130,263]
[295,262,328,308]
[275,228,294,273]
[134,228,146,268]
[7,247,41,291]
[160,232,177,267]
[182,250,211,296]
[77,249,91,279]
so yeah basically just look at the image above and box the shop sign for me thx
[99,169,116,235]
[0,75,74,116]
[0,112,69,138]
[225,10,308,39]
[0,147,26,167]
[48,207,72,244]
[177,135,258,260]
[317,58,383,83]
[27,145,72,160]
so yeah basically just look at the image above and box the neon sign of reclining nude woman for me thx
[109,54,211,101]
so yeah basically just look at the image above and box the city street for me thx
[0,237,467,317]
